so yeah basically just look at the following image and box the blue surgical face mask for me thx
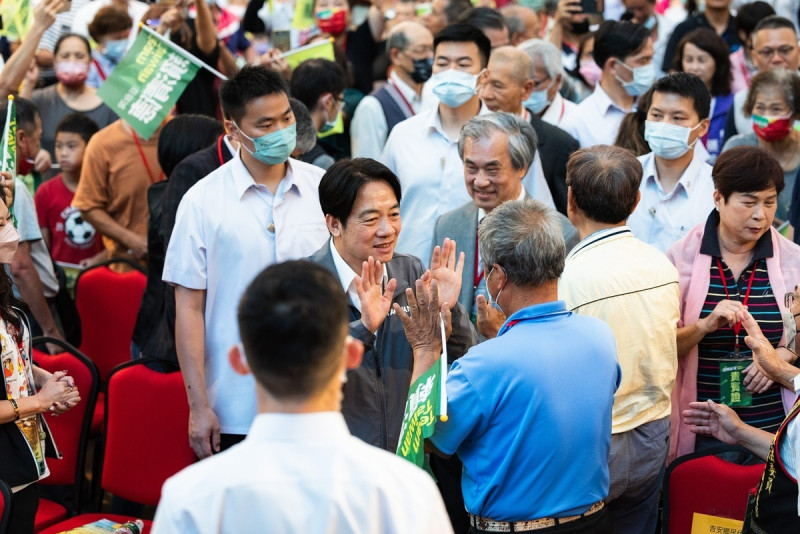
[486,266,505,316]
[104,39,127,61]
[430,68,481,108]
[643,15,656,30]
[644,120,702,159]
[523,81,553,114]
[235,122,297,165]
[320,106,340,134]
[615,61,655,96]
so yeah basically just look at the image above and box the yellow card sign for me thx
[691,512,744,534]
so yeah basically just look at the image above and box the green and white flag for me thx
[396,316,449,473]
[1,95,15,179]
[97,26,207,139]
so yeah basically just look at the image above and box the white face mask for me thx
[430,68,482,108]
[644,120,702,159]
[614,61,655,96]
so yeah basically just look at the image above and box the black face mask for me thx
[569,19,590,34]
[410,57,433,83]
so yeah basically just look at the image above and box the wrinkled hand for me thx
[0,172,15,207]
[188,404,220,459]
[742,362,773,394]
[355,257,397,332]
[33,0,65,30]
[741,309,797,389]
[699,299,745,335]
[475,294,505,339]
[34,149,51,174]
[684,399,743,445]
[258,49,291,80]
[428,238,464,311]
[394,279,450,375]
[37,371,81,414]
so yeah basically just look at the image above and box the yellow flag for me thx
[282,39,335,70]
[292,0,316,30]
[0,0,32,41]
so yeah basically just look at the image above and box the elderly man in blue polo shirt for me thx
[397,198,621,534]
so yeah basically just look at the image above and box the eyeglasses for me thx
[785,292,800,308]
[531,77,552,91]
[754,46,796,59]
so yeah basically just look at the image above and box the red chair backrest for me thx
[102,361,195,505]
[665,450,765,534]
[32,343,99,486]
[0,477,10,534]
[75,265,146,382]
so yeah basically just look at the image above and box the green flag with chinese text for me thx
[97,29,200,139]
[1,96,15,179]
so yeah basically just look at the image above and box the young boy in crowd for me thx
[34,113,107,281]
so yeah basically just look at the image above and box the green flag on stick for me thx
[1,95,15,179]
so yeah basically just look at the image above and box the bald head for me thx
[482,46,534,114]
[501,5,540,46]
[489,46,533,84]
[386,21,435,85]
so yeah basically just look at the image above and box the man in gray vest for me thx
[351,21,434,159]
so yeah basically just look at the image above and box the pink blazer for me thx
[666,223,800,463]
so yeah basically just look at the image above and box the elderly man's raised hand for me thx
[394,278,450,380]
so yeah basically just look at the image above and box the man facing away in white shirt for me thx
[627,72,716,252]
[152,261,453,534]
[351,21,434,160]
[560,20,655,148]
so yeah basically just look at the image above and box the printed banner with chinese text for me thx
[396,359,443,473]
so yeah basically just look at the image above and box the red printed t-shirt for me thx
[34,174,103,265]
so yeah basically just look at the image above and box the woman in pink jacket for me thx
[667,145,800,463]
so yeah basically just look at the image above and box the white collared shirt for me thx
[152,412,453,534]
[381,103,554,265]
[627,151,715,253]
[329,239,388,314]
[351,72,423,160]
[540,92,578,128]
[560,84,631,148]
[163,154,328,434]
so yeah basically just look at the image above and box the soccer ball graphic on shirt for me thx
[65,211,96,246]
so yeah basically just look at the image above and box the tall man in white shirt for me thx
[351,21,434,159]
[163,66,329,459]
[561,21,656,148]
[628,72,716,252]
[152,260,453,534]
[382,23,553,265]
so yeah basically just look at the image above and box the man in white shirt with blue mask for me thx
[382,23,553,265]
[163,66,329,460]
[627,72,716,253]
[561,20,655,148]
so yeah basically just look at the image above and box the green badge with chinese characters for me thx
[720,360,752,407]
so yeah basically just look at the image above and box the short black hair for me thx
[290,59,346,111]
[318,158,402,228]
[753,14,797,35]
[55,113,99,144]
[675,28,732,96]
[445,0,473,24]
[458,7,507,33]
[219,65,290,123]
[157,115,224,177]
[735,2,775,38]
[434,22,492,68]
[54,33,91,56]
[0,97,38,134]
[237,260,348,400]
[713,145,784,200]
[593,20,651,71]
[651,72,711,120]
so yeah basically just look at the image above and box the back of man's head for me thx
[479,199,565,287]
[290,58,347,111]
[735,2,775,40]
[566,145,642,224]
[458,6,509,47]
[434,23,492,68]
[237,261,348,400]
[593,20,651,71]
[220,66,289,124]
[0,97,38,135]
[444,0,473,25]
[289,97,317,154]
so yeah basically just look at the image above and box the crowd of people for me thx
[1,0,800,531]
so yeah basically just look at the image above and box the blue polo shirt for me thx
[430,300,621,521]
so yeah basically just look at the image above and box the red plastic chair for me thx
[663,445,766,534]
[31,338,99,532]
[0,478,11,534]
[74,259,146,434]
[37,359,195,534]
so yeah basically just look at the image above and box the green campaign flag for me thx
[1,96,15,178]
[0,0,32,41]
[282,39,335,70]
[97,28,201,139]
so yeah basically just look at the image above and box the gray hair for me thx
[386,26,410,55]
[479,199,566,287]
[517,38,564,81]
[457,112,538,172]
[289,97,317,154]
[744,68,800,117]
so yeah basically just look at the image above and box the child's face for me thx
[54,132,87,174]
